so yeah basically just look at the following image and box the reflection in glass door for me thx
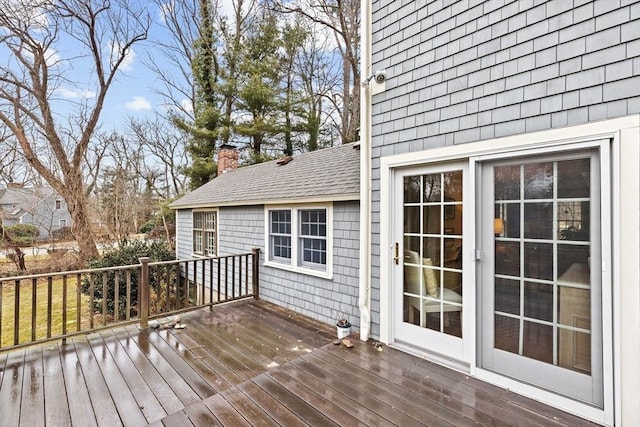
[402,170,463,338]
[481,151,603,407]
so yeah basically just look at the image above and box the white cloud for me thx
[4,0,49,30]
[180,98,193,113]
[125,96,152,111]
[109,40,137,71]
[218,0,235,18]
[57,87,96,99]
[44,47,60,66]
[21,44,60,68]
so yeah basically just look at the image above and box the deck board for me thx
[311,348,478,426]
[290,353,428,427]
[0,350,26,426]
[220,386,280,426]
[237,379,307,427]
[99,330,169,424]
[251,373,339,426]
[112,327,186,415]
[352,341,593,427]
[86,333,149,427]
[271,361,390,426]
[73,339,124,427]
[59,342,99,427]
[42,345,72,427]
[201,393,251,426]
[0,299,599,427]
[18,347,46,427]
[125,326,203,408]
[343,342,545,426]
[181,401,222,426]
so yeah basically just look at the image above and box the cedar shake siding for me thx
[368,0,640,338]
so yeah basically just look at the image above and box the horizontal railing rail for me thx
[0,248,260,351]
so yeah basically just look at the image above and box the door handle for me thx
[393,242,399,265]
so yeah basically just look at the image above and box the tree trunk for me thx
[62,186,99,261]
[14,247,26,271]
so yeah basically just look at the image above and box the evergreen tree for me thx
[235,10,283,157]
[176,0,221,189]
[280,19,309,156]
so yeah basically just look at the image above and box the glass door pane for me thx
[403,171,463,337]
[493,158,592,372]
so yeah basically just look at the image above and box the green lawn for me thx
[1,278,90,348]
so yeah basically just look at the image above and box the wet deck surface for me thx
[0,299,595,426]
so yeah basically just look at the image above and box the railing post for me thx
[139,257,150,328]
[251,248,260,300]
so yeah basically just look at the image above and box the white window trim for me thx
[378,116,640,427]
[192,209,218,257]
[264,203,333,279]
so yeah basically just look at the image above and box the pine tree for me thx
[235,10,282,158]
[177,0,221,189]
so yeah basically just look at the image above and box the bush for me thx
[51,226,73,240]
[81,240,175,318]
[139,219,157,234]
[2,224,39,246]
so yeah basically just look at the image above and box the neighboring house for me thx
[359,1,640,426]
[0,183,72,239]
[170,143,361,328]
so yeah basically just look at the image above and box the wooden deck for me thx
[0,299,595,426]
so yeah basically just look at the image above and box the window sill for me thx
[264,260,333,280]
[190,253,217,258]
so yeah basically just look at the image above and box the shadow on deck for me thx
[0,300,596,426]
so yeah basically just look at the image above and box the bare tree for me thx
[147,0,208,120]
[127,116,189,199]
[0,0,151,261]
[269,0,360,144]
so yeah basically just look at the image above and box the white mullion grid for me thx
[301,234,326,264]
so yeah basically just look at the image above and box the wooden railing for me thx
[0,248,260,351]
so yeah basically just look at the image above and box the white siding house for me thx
[359,1,640,425]
[171,143,361,329]
[0,185,72,239]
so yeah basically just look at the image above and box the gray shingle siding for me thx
[369,0,640,338]
[175,209,193,258]
[175,202,360,329]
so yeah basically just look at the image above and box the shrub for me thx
[81,240,175,318]
[51,226,73,240]
[139,219,157,234]
[2,224,39,246]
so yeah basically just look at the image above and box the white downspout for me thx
[358,0,372,341]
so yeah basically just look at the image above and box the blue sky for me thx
[94,0,237,131]
[45,1,234,133]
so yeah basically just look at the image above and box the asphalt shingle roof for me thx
[170,143,360,209]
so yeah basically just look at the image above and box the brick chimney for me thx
[217,145,238,175]
[7,182,24,189]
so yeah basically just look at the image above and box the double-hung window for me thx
[193,210,217,256]
[266,205,332,278]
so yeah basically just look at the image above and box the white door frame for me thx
[390,162,474,364]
